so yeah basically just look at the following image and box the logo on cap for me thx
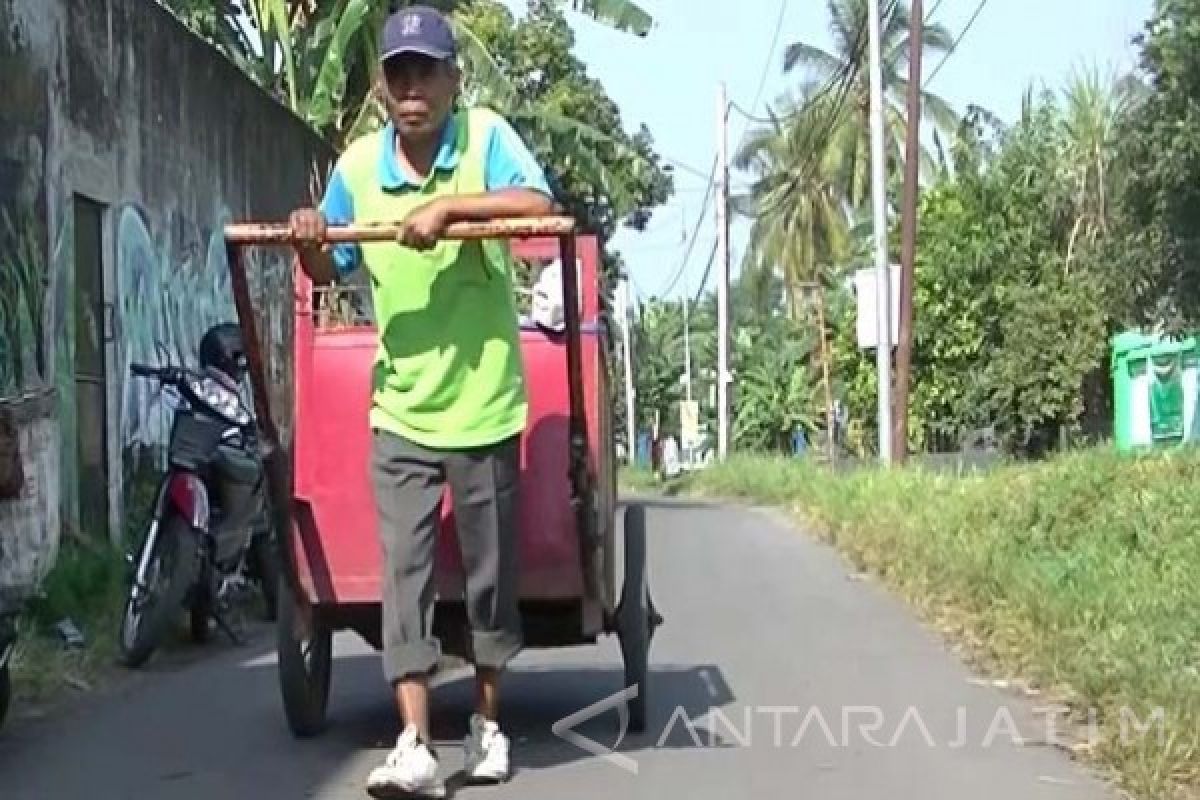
[400,13,422,36]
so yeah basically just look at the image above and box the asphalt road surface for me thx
[1,498,1115,799]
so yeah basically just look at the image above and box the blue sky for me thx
[502,0,1154,301]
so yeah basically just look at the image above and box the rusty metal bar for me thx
[223,216,576,245]
[559,233,588,463]
[557,233,597,599]
[225,243,278,445]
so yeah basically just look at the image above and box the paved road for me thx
[1,499,1113,799]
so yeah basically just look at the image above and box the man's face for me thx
[380,53,459,139]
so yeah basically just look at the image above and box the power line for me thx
[628,272,649,300]
[654,156,718,297]
[691,239,719,308]
[727,0,890,128]
[750,0,907,223]
[727,99,775,126]
[740,31,865,220]
[727,0,883,136]
[658,155,714,181]
[924,0,990,86]
[666,183,753,195]
[747,0,790,114]
[653,0,790,302]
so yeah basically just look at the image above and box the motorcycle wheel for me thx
[0,661,10,730]
[118,515,199,668]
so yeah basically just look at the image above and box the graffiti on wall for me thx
[116,205,293,474]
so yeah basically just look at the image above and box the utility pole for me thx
[892,0,923,465]
[867,0,893,465]
[683,297,693,404]
[716,81,731,461]
[618,279,637,466]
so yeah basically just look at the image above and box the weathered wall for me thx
[0,0,333,565]
[0,391,59,595]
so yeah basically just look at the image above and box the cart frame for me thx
[223,216,659,735]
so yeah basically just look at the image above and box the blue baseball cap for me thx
[379,6,457,63]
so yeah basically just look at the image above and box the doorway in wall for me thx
[73,195,109,540]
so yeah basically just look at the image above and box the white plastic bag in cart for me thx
[531,259,566,333]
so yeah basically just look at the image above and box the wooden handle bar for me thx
[223,216,577,245]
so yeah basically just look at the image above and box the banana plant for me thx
[164,0,655,216]
[166,0,651,137]
[731,323,822,453]
[566,0,652,35]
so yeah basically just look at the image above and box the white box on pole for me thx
[853,264,900,350]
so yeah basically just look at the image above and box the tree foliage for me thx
[620,268,823,456]
[733,90,850,313]
[156,0,670,244]
[779,0,958,209]
[731,320,822,452]
[733,0,957,322]
[458,0,672,241]
[1117,0,1200,328]
[830,85,1129,456]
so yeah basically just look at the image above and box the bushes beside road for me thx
[645,448,1200,800]
[7,469,156,713]
[12,543,125,702]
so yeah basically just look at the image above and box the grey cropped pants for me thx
[369,428,523,684]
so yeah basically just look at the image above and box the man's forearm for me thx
[296,244,339,285]
[438,189,557,223]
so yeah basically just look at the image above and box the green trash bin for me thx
[1111,331,1200,451]
[1112,331,1157,452]
[1150,353,1186,441]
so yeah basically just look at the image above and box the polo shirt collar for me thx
[377,115,460,190]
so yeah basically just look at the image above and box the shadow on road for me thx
[4,637,741,799]
[241,651,740,777]
[618,495,724,512]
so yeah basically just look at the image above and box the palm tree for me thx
[781,0,957,209]
[734,89,851,316]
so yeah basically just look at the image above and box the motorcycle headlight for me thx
[188,375,252,426]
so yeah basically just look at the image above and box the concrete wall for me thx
[0,390,59,596]
[0,0,334,571]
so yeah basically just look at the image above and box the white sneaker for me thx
[366,727,446,799]
[463,713,511,784]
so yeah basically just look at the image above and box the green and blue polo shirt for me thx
[319,107,554,450]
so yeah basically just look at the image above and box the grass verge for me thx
[669,448,1199,800]
[9,467,158,712]
[11,540,126,705]
[618,465,662,493]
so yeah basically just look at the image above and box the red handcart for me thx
[222,217,661,736]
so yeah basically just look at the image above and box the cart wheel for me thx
[616,503,658,734]
[277,575,332,737]
[251,535,281,623]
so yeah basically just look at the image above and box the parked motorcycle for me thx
[117,323,279,668]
